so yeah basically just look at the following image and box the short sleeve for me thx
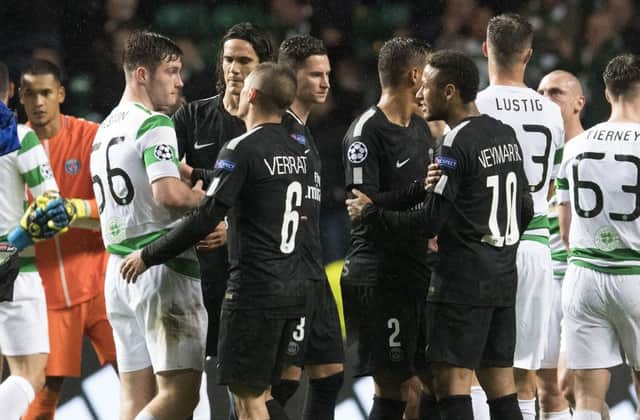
[17,129,59,196]
[550,122,565,179]
[343,126,381,194]
[205,144,249,208]
[432,136,466,203]
[555,151,570,204]
[135,114,180,183]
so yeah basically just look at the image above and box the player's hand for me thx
[428,236,439,252]
[192,179,205,198]
[179,162,193,184]
[196,221,227,250]
[346,189,372,222]
[425,163,442,190]
[8,192,71,250]
[120,251,147,283]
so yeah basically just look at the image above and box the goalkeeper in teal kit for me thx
[0,61,71,419]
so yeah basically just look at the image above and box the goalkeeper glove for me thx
[8,193,70,251]
[63,198,91,222]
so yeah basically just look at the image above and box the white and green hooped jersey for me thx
[556,121,640,274]
[548,195,568,279]
[0,125,59,269]
[477,85,565,245]
[90,102,186,258]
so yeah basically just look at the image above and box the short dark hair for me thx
[487,13,533,67]
[603,54,640,99]
[216,22,275,95]
[123,31,182,74]
[20,59,63,86]
[0,61,9,99]
[378,37,431,89]
[278,36,327,71]
[427,50,480,103]
[251,62,297,115]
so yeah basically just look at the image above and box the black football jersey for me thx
[428,115,530,306]
[342,107,436,287]
[172,95,246,286]
[281,110,325,282]
[207,123,309,309]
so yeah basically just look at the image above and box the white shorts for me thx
[0,272,49,356]
[105,254,207,373]
[540,276,563,369]
[514,240,553,370]
[562,264,640,370]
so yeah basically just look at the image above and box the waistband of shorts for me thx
[19,256,36,272]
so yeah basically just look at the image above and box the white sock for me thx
[134,410,157,420]
[0,375,36,419]
[193,371,211,420]
[518,398,536,420]
[541,409,572,419]
[573,410,601,420]
[470,385,491,420]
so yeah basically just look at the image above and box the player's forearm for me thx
[152,177,203,210]
[141,196,228,267]
[369,179,427,210]
[519,190,534,234]
[558,202,571,250]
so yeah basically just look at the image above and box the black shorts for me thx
[342,282,427,379]
[425,302,516,369]
[217,308,300,389]
[289,279,344,366]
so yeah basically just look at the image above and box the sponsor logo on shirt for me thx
[65,158,80,175]
[215,159,236,172]
[435,155,457,170]
[290,133,306,145]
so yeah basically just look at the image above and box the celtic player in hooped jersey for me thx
[89,32,206,420]
[557,54,640,420]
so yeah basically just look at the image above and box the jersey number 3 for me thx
[280,181,303,254]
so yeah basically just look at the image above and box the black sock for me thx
[487,393,522,420]
[436,395,473,420]
[303,371,344,420]
[369,397,406,420]
[419,392,441,420]
[266,399,291,420]
[271,379,300,408]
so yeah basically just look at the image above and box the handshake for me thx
[7,191,90,251]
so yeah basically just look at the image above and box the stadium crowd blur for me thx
[2,0,639,263]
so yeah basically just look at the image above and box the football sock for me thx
[303,371,344,420]
[418,392,441,420]
[518,398,536,420]
[22,383,61,420]
[470,385,490,420]
[266,399,290,420]
[573,410,602,420]
[0,375,35,419]
[488,393,523,420]
[134,410,156,420]
[369,397,406,420]
[436,395,473,420]
[271,379,300,407]
[540,409,572,419]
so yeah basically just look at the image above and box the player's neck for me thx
[244,109,282,131]
[122,85,155,113]
[608,100,640,124]
[488,64,527,88]
[446,102,480,129]
[289,99,311,125]
[31,114,61,140]
[565,120,584,141]
[223,92,241,116]
[378,91,414,127]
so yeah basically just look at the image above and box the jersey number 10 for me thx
[485,172,520,247]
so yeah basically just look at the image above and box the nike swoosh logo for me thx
[193,140,216,150]
[396,158,410,168]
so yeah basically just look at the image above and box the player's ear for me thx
[575,95,585,115]
[247,88,258,103]
[604,88,612,105]
[482,41,489,58]
[57,84,66,104]
[523,48,533,65]
[7,82,14,101]
[134,66,148,84]
[444,83,455,102]
[409,67,419,87]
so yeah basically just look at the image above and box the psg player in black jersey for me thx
[172,22,274,358]
[120,63,306,420]
[348,50,533,420]
[273,36,345,419]
[341,37,437,420]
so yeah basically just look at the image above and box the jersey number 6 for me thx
[280,181,303,254]
[93,136,135,213]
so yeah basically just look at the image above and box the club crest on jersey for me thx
[347,141,368,164]
[64,158,80,175]
[39,163,54,179]
[215,159,236,172]
[436,155,457,170]
[154,144,174,161]
[594,226,621,252]
[290,133,306,145]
